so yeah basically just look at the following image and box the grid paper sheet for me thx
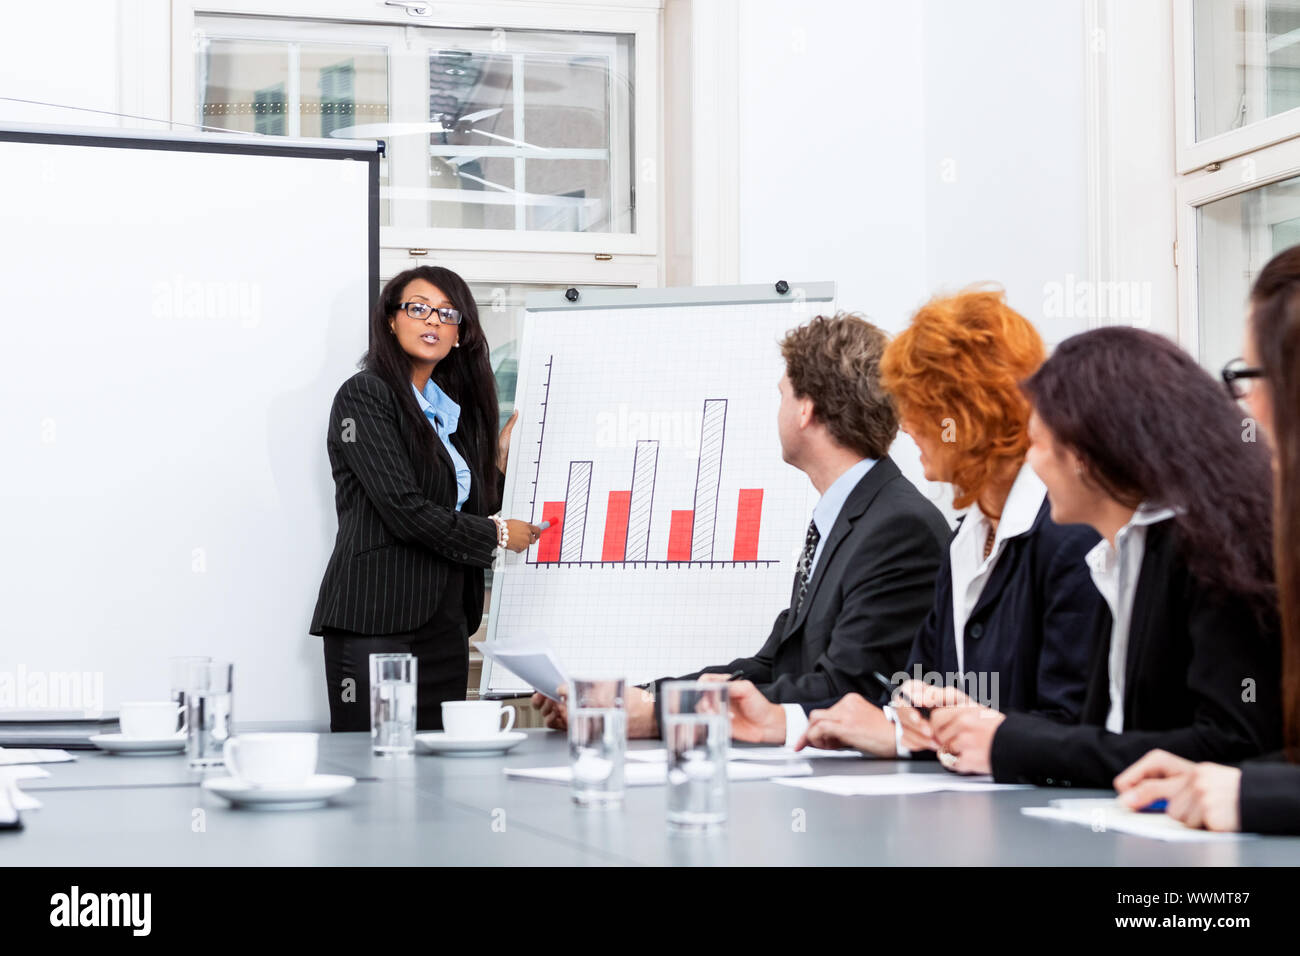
[482,297,829,694]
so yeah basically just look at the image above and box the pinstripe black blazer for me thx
[309,370,501,636]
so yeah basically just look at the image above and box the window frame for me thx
[1175,136,1300,360]
[1174,0,1300,172]
[171,0,663,258]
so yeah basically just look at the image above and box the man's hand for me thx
[1114,750,1242,832]
[722,679,786,744]
[795,693,896,755]
[530,687,568,731]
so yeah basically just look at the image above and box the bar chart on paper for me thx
[482,286,832,696]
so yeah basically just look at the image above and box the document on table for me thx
[0,748,75,765]
[627,746,864,763]
[473,637,568,702]
[0,765,49,811]
[769,774,1033,796]
[505,760,815,786]
[1021,799,1253,843]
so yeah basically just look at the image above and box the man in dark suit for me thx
[532,312,950,741]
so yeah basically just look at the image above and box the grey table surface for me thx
[7,727,1300,866]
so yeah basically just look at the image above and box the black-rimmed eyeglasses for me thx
[1221,357,1265,400]
[399,302,462,325]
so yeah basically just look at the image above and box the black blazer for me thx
[899,499,1102,721]
[654,456,950,711]
[990,521,1282,788]
[1239,754,1300,834]
[310,370,500,637]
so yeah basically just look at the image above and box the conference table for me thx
[8,726,1300,866]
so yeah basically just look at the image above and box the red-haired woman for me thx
[731,288,1103,757]
[1114,247,1300,832]
[918,325,1280,786]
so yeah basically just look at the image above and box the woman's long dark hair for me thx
[1250,246,1300,758]
[364,266,501,514]
[1021,327,1274,618]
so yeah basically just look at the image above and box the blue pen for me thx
[1138,799,1167,813]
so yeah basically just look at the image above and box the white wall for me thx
[733,0,1092,512]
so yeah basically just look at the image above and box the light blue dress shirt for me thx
[808,456,877,577]
[412,379,471,511]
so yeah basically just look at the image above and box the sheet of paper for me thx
[473,639,568,702]
[1021,799,1252,843]
[769,774,1032,796]
[505,760,814,786]
[0,767,48,812]
[627,746,863,763]
[0,748,75,765]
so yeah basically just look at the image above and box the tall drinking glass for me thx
[169,655,211,736]
[662,680,729,829]
[568,677,627,806]
[186,659,234,769]
[370,653,416,757]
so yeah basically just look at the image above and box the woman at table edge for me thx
[1114,245,1300,833]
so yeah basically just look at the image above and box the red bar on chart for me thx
[602,491,631,561]
[733,489,764,561]
[667,510,694,561]
[536,502,565,562]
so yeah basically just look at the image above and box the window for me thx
[1175,1,1300,367]
[184,6,657,256]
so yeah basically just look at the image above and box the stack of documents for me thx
[1021,798,1252,842]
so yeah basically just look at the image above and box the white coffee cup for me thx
[442,701,516,739]
[223,733,318,787]
[119,701,184,739]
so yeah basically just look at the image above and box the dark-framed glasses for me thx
[1221,357,1264,400]
[399,301,462,325]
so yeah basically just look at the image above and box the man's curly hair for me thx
[780,312,898,459]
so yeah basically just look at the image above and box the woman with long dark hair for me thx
[909,326,1281,787]
[310,266,540,731]
[1115,246,1300,831]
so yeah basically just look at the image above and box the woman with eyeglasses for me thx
[309,266,541,732]
[906,325,1281,787]
[1114,246,1300,832]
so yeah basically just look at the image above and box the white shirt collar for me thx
[1085,501,1176,575]
[811,457,877,541]
[956,462,1046,546]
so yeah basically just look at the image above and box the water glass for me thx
[568,677,627,806]
[185,659,234,769]
[662,680,729,829]
[370,653,416,757]
[169,655,211,736]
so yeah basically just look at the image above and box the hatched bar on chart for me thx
[624,440,659,561]
[690,399,728,561]
[559,461,592,562]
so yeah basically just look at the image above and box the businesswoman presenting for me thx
[310,265,540,731]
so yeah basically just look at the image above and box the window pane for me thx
[1196,174,1300,370]
[421,37,634,233]
[195,17,635,237]
[198,36,391,223]
[1194,0,1300,140]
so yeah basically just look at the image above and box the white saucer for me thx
[201,774,356,810]
[89,733,186,754]
[415,730,527,756]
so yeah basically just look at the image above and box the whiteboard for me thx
[482,283,834,695]
[0,125,378,723]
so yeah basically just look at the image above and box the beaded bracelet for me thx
[489,514,509,550]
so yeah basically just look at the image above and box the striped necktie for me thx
[794,519,821,612]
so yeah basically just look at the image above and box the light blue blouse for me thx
[412,379,471,511]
